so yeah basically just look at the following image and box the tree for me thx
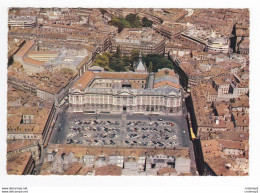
[125,13,136,23]
[117,18,130,33]
[115,46,121,58]
[103,51,112,58]
[99,8,107,15]
[110,57,125,72]
[108,14,146,32]
[144,54,174,72]
[142,17,153,27]
[92,53,110,70]
[164,62,174,69]
[125,13,141,28]
[109,15,130,33]
[109,15,120,26]
[122,55,131,66]
[148,62,153,72]
[125,66,132,72]
[132,15,142,28]
[130,49,140,64]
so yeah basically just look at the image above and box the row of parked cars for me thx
[65,119,179,147]
[74,120,120,126]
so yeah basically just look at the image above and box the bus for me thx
[190,126,196,140]
[187,111,196,140]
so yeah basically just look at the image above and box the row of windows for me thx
[73,97,179,106]
[24,135,37,139]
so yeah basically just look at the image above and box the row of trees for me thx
[144,54,175,73]
[109,13,153,33]
[92,48,139,72]
[92,48,174,73]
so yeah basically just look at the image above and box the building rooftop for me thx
[23,57,45,66]
[72,70,95,90]
[64,163,83,175]
[48,144,190,160]
[213,75,232,85]
[157,167,177,176]
[8,15,36,23]
[7,152,32,175]
[231,97,249,109]
[232,113,249,128]
[15,40,35,58]
[95,165,122,176]
[27,51,59,55]
[215,103,230,117]
[7,106,52,134]
[77,166,93,175]
[73,70,149,91]
[7,87,43,107]
[191,84,215,127]
[97,71,148,80]
[154,81,180,89]
[201,139,239,176]
[72,68,182,95]
[216,139,245,150]
[8,67,74,95]
[155,68,176,78]
[115,28,164,45]
[8,38,25,59]
[7,140,38,153]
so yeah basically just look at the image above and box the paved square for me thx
[50,111,190,148]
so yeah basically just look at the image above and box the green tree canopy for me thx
[92,52,111,71]
[110,57,125,72]
[115,46,121,57]
[92,52,174,73]
[144,54,174,72]
[130,49,140,64]
[99,8,107,15]
[109,13,143,32]
[148,62,153,73]
[125,14,142,28]
[142,17,153,27]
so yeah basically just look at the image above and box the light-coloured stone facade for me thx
[69,88,182,114]
[69,68,183,115]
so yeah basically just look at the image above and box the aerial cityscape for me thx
[6,8,249,176]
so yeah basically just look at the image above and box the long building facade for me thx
[69,88,182,114]
[111,28,166,56]
[69,66,183,115]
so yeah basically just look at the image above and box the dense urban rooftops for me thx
[7,8,250,176]
[7,152,32,175]
[47,144,190,159]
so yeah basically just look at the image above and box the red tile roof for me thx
[64,163,83,175]
[7,140,37,153]
[15,40,35,58]
[73,71,95,90]
[98,72,148,80]
[154,81,180,89]
[7,152,32,175]
[23,57,44,66]
[155,68,176,78]
[28,51,59,55]
[95,165,122,176]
